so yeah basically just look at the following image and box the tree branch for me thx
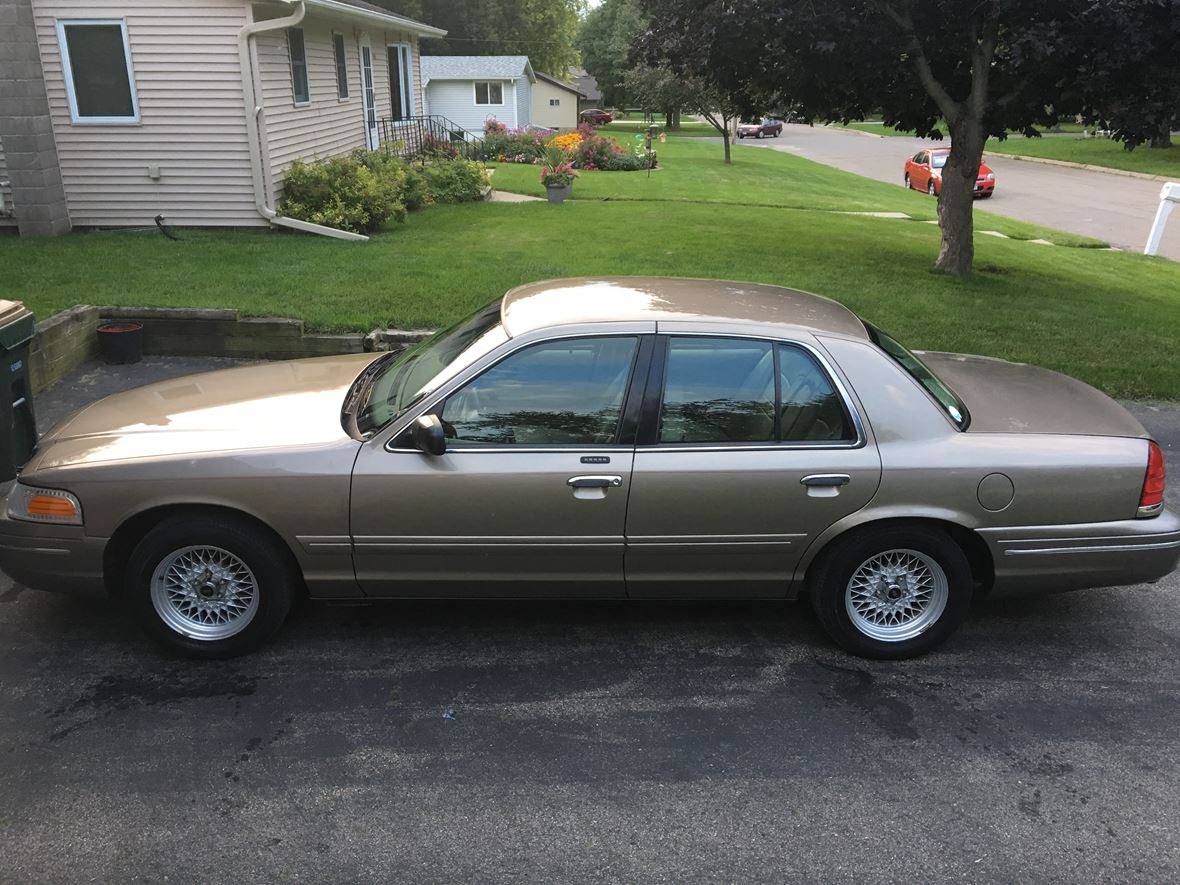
[879,1,962,124]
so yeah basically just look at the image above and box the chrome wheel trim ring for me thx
[845,548,949,643]
[150,545,260,641]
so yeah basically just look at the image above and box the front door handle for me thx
[568,475,623,489]
[801,474,851,487]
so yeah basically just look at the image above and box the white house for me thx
[0,0,445,237]
[420,55,542,135]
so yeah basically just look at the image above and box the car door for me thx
[624,331,882,598]
[350,332,651,597]
[909,151,927,188]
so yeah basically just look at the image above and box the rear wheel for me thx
[126,515,296,658]
[809,525,972,659]
[927,180,937,196]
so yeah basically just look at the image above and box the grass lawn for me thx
[5,135,1180,400]
[602,119,718,138]
[986,136,1180,178]
[489,137,1102,247]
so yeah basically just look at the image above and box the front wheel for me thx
[126,515,297,658]
[808,525,973,659]
[927,180,937,197]
[904,173,911,189]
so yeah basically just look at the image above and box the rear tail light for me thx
[1138,440,1166,518]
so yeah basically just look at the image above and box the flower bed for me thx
[477,119,656,172]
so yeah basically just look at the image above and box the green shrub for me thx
[422,159,490,203]
[281,155,405,234]
[355,149,429,211]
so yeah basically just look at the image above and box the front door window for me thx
[440,336,639,446]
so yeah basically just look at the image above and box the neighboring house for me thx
[421,56,537,135]
[531,71,583,131]
[0,0,445,237]
[568,66,603,113]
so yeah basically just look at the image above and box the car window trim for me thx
[638,332,866,451]
[384,330,656,454]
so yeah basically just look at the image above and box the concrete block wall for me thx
[0,0,71,237]
[29,305,99,392]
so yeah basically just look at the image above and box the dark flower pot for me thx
[546,184,572,204]
[97,322,144,365]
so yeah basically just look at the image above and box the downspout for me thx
[237,1,368,241]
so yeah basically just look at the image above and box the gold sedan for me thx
[1,278,1175,658]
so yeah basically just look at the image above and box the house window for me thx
[288,28,309,105]
[56,19,139,123]
[388,43,413,120]
[474,82,503,105]
[550,98,560,106]
[333,33,349,99]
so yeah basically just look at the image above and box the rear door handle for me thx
[568,475,623,489]
[801,474,850,487]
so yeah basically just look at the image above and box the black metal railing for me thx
[376,115,485,163]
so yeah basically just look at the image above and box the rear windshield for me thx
[931,153,948,168]
[864,322,970,429]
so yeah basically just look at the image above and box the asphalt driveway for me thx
[2,360,1180,883]
[736,124,1180,260]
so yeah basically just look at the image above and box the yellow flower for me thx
[550,132,583,151]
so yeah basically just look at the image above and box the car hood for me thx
[919,351,1147,438]
[27,354,381,472]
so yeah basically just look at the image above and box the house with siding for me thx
[420,56,547,136]
[531,71,583,131]
[0,0,445,238]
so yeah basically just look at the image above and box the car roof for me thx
[500,277,871,340]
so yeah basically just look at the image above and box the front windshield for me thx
[864,322,970,429]
[931,153,948,169]
[355,300,507,436]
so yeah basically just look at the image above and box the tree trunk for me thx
[665,109,674,129]
[935,121,986,275]
[1150,123,1173,149]
[722,131,731,164]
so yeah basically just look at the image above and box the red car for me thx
[578,108,613,126]
[904,148,995,198]
[738,118,783,139]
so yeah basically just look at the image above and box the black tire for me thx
[927,180,937,196]
[808,525,973,660]
[979,191,993,199]
[904,173,911,189]
[125,514,296,658]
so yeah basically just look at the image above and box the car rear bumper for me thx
[978,508,1180,597]
[0,491,107,598]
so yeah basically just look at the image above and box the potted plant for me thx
[540,144,578,204]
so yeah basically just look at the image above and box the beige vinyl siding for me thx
[0,138,15,227]
[256,12,422,200]
[531,78,578,130]
[33,0,258,227]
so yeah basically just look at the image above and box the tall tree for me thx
[577,0,646,107]
[625,65,742,161]
[638,0,1107,276]
[375,0,584,75]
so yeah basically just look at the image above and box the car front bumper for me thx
[978,507,1180,597]
[0,484,108,598]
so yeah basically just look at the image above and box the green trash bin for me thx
[0,300,36,482]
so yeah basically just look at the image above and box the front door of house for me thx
[361,44,378,150]
[388,45,410,121]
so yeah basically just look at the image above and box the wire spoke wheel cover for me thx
[150,545,261,641]
[845,548,949,643]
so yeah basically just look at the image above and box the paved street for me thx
[739,125,1180,260]
[2,363,1179,883]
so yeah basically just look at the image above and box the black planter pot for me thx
[97,322,144,365]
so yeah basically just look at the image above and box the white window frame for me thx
[550,98,560,106]
[332,32,349,100]
[56,18,140,125]
[288,27,310,106]
[474,81,504,106]
[387,42,415,118]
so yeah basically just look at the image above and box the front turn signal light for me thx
[7,483,83,526]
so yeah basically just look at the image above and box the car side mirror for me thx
[412,414,446,456]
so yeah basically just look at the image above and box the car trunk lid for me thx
[919,351,1147,438]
